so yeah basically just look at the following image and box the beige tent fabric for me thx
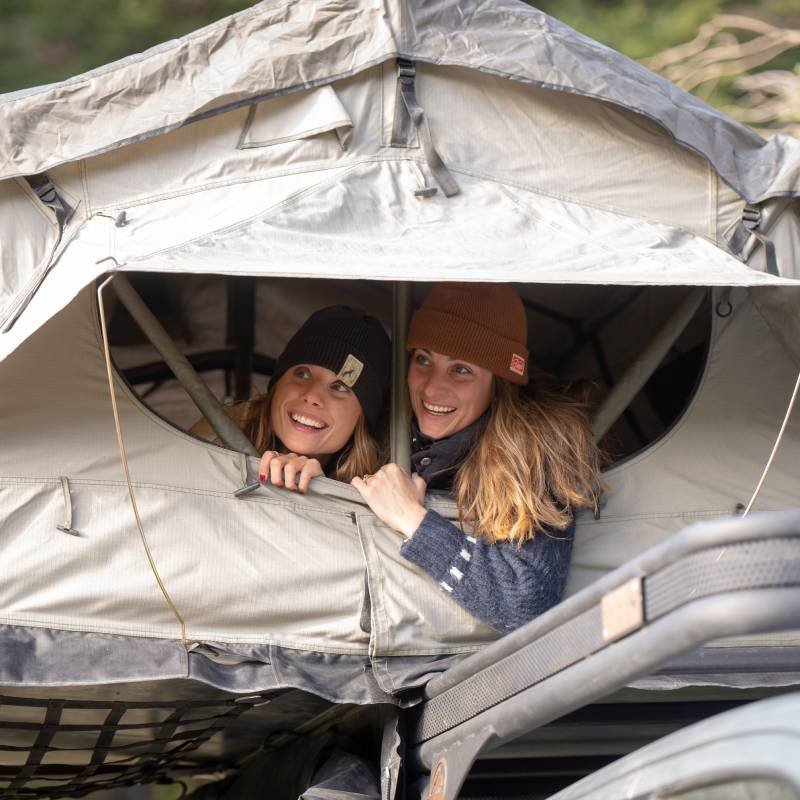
[1,0,797,206]
[238,84,353,149]
[0,0,396,181]
[28,63,737,248]
[115,165,768,283]
[1,158,790,366]
[0,286,497,654]
[1,278,798,652]
[0,179,59,323]
[42,64,738,244]
[2,17,798,357]
[751,286,800,369]
[568,286,800,594]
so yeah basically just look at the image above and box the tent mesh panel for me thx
[0,694,260,798]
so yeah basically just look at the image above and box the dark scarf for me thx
[411,412,488,491]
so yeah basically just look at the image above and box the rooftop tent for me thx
[2,0,800,348]
[1,0,800,796]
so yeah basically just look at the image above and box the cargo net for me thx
[0,694,260,798]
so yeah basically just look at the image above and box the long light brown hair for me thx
[453,374,603,544]
[241,386,383,483]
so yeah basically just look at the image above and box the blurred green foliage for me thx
[536,0,799,60]
[0,0,254,93]
[537,0,799,132]
[539,0,722,60]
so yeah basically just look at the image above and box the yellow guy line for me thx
[96,275,190,646]
[744,368,800,516]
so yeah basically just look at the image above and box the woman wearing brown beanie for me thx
[352,283,602,633]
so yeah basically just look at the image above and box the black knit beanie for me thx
[269,306,390,430]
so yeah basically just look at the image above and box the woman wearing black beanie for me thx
[193,305,390,492]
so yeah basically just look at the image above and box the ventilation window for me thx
[107,276,709,466]
[518,284,710,464]
[238,85,353,151]
[108,274,391,434]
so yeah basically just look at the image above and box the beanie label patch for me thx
[337,354,364,387]
[510,353,526,376]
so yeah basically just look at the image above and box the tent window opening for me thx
[105,275,711,468]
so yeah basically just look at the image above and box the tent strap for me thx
[56,476,80,536]
[391,282,412,470]
[393,59,460,198]
[728,204,779,276]
[26,172,74,233]
[1,173,75,334]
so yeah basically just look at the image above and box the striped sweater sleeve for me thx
[400,509,574,634]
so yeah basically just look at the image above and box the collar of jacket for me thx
[410,411,489,490]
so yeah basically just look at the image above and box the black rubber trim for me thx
[412,537,800,746]
[645,539,800,620]
[413,606,602,744]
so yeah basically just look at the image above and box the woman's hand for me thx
[351,464,428,539]
[259,451,323,493]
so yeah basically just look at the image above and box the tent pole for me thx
[592,288,706,442]
[226,276,255,401]
[111,274,259,457]
[391,282,412,470]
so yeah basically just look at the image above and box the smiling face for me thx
[407,349,494,440]
[269,364,362,460]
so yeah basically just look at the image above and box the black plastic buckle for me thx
[742,205,761,230]
[397,57,416,80]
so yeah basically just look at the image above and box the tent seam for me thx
[0,618,372,653]
[449,164,719,246]
[123,157,413,261]
[0,475,357,513]
[95,158,389,212]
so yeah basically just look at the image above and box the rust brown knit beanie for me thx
[406,283,529,385]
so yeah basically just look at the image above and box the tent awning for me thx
[0,163,791,366]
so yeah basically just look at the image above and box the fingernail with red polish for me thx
[258,473,266,482]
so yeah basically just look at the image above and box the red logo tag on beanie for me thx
[510,353,526,376]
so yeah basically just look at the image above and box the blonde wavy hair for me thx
[453,374,603,545]
[241,386,383,483]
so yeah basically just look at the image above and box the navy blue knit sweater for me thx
[400,419,574,633]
